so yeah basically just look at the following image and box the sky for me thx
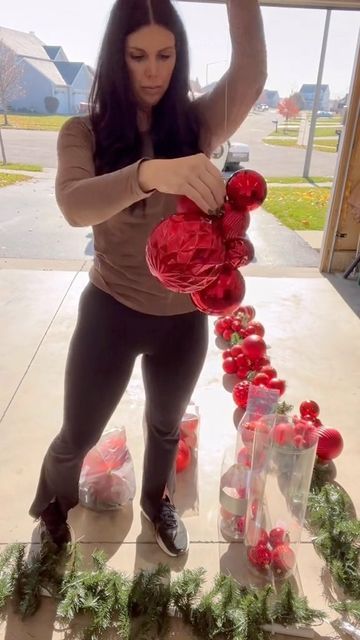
[1,0,359,99]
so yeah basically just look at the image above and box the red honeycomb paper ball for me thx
[226,170,267,211]
[146,212,225,293]
[191,266,246,315]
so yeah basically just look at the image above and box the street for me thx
[0,110,337,177]
[0,110,324,266]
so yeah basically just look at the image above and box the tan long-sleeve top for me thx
[55,0,266,315]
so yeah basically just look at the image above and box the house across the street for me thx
[0,25,94,115]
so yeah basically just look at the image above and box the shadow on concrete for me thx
[324,272,360,318]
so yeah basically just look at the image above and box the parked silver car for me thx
[211,140,250,173]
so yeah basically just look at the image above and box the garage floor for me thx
[0,267,359,639]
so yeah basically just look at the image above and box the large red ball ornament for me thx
[146,212,225,293]
[191,266,246,315]
[221,202,250,240]
[225,236,255,269]
[316,427,344,461]
[176,439,191,473]
[226,170,267,211]
[176,196,202,215]
[241,335,267,361]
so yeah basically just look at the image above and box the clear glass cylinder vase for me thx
[245,416,318,579]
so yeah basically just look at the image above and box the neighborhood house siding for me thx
[10,60,54,114]
[0,25,93,115]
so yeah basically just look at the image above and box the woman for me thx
[29,0,266,558]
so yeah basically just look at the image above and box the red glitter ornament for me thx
[226,169,267,211]
[191,266,246,315]
[146,212,225,293]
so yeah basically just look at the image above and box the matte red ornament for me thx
[226,169,267,211]
[221,202,250,239]
[191,266,246,315]
[146,212,225,293]
[225,236,255,269]
[176,439,191,473]
[316,427,344,461]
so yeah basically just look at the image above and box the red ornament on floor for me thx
[316,427,344,461]
[226,170,267,211]
[146,212,225,293]
[272,544,296,575]
[191,266,246,315]
[248,544,272,569]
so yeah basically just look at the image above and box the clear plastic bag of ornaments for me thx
[245,414,319,580]
[219,385,279,542]
[79,427,136,511]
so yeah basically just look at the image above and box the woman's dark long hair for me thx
[89,0,201,175]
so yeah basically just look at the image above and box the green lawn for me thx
[266,176,332,184]
[1,115,69,131]
[264,138,306,148]
[0,173,32,188]
[0,162,43,172]
[314,139,338,153]
[263,186,331,230]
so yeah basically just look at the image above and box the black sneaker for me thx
[143,497,189,557]
[40,500,72,549]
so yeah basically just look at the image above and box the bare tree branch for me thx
[0,39,25,126]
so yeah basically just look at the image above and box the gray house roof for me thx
[26,58,67,86]
[54,61,83,85]
[43,45,62,59]
[300,84,329,94]
[0,25,46,58]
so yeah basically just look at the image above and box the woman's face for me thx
[125,24,176,108]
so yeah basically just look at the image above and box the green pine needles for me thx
[0,464,359,637]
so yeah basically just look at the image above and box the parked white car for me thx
[211,140,250,173]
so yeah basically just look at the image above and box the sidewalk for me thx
[0,265,359,638]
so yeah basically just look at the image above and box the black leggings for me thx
[29,283,208,521]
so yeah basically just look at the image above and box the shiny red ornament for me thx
[146,212,225,293]
[300,400,320,418]
[272,545,296,575]
[226,169,267,211]
[233,380,250,409]
[191,266,246,315]
[269,527,288,548]
[316,427,344,461]
[221,202,250,239]
[225,236,255,269]
[176,439,191,473]
[176,195,202,215]
[241,335,267,361]
[248,544,272,569]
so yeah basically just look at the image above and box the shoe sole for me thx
[141,508,190,558]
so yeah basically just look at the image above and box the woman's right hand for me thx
[138,154,226,214]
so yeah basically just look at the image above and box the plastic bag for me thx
[79,427,136,511]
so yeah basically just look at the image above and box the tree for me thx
[291,92,305,111]
[0,40,24,126]
[277,97,300,123]
[44,96,59,114]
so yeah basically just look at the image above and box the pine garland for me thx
[0,542,324,640]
